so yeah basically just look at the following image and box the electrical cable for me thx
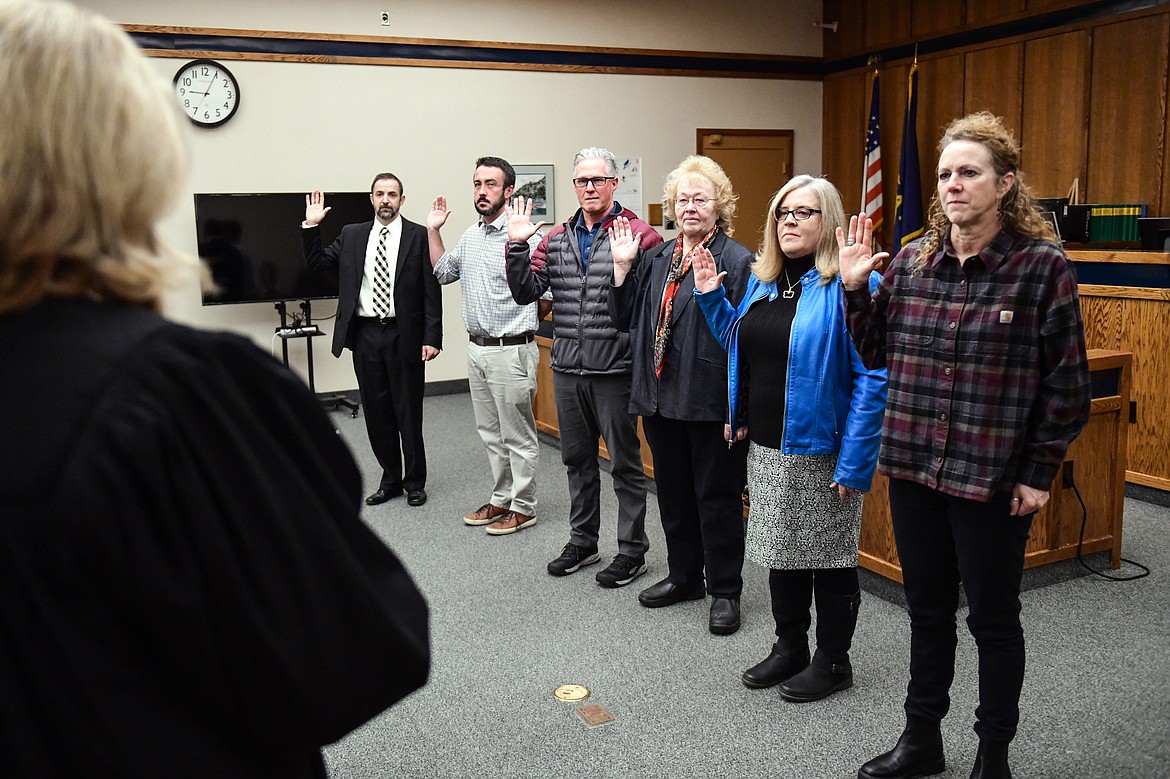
[1072,482,1150,581]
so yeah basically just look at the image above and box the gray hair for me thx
[573,147,618,177]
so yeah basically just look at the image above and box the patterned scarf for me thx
[653,226,719,377]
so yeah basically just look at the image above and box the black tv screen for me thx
[194,191,374,305]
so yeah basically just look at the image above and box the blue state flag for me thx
[893,64,924,250]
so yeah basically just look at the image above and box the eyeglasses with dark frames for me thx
[774,207,822,221]
[572,176,617,189]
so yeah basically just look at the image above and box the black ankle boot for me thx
[858,718,945,779]
[969,740,1011,779]
[741,639,810,689]
[778,648,853,702]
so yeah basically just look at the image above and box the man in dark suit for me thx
[303,173,442,507]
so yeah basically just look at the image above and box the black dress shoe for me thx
[858,718,945,779]
[365,487,403,506]
[407,489,427,506]
[709,597,741,635]
[742,640,811,688]
[637,577,705,608]
[779,648,852,702]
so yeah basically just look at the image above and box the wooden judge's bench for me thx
[534,336,1132,584]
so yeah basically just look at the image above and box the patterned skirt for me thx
[745,442,863,570]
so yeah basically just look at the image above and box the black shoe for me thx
[547,543,600,576]
[365,487,403,505]
[742,640,811,689]
[595,554,647,588]
[969,741,1011,779]
[406,489,427,506]
[779,648,852,702]
[858,719,945,779]
[637,577,705,608]
[709,597,741,635]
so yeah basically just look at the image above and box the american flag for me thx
[863,72,883,238]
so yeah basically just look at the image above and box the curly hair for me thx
[912,112,1062,272]
[0,0,195,313]
[753,175,846,285]
[913,111,1057,273]
[662,155,738,236]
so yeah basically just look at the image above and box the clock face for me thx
[173,59,240,128]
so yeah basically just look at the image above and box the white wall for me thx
[81,1,825,391]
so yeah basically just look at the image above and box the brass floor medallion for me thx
[552,684,590,703]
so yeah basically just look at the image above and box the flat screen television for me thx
[194,191,374,305]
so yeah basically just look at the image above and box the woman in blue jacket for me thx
[694,175,886,702]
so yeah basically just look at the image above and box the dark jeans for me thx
[888,478,1033,744]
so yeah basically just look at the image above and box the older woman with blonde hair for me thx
[694,174,886,701]
[0,2,429,776]
[609,155,753,634]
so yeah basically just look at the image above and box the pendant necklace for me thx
[782,267,800,299]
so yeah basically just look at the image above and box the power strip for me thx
[277,325,319,337]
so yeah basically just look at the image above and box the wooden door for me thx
[697,129,794,253]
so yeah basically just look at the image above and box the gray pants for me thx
[468,340,539,516]
[552,371,648,558]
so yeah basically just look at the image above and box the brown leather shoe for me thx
[485,510,537,536]
[463,503,509,526]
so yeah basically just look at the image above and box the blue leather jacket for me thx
[695,268,887,491]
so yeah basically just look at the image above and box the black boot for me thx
[969,740,1011,779]
[741,637,810,689]
[858,717,945,779]
[778,647,852,701]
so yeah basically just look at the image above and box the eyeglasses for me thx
[675,197,712,208]
[572,176,617,189]
[775,207,822,221]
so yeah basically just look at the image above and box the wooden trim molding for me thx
[124,24,822,80]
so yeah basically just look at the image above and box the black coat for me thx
[610,230,753,422]
[0,298,430,778]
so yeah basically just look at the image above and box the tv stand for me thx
[275,300,359,418]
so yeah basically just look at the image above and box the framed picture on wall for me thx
[514,165,554,223]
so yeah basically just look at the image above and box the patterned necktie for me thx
[373,226,391,317]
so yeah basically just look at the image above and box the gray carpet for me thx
[321,392,1169,778]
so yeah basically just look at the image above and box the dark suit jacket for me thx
[302,218,442,358]
[609,230,753,422]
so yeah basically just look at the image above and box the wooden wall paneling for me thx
[1117,298,1170,487]
[865,0,912,50]
[1026,0,1098,11]
[912,0,964,38]
[824,0,867,60]
[1021,31,1090,199]
[968,0,1027,27]
[1165,13,1170,216]
[963,44,1024,134]
[1086,16,1169,206]
[822,72,867,218]
[913,54,966,221]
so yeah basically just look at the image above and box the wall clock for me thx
[173,59,240,128]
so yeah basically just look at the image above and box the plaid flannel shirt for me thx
[844,230,1090,502]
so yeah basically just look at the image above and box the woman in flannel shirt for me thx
[840,112,1090,779]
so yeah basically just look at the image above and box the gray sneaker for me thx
[547,543,600,576]
[595,554,647,588]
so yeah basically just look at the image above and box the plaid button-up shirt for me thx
[844,230,1090,502]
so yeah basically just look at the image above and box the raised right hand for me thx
[693,246,726,294]
[427,196,451,231]
[837,212,889,291]
[506,196,545,243]
[305,190,330,226]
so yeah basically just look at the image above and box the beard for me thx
[475,193,506,217]
[377,204,398,220]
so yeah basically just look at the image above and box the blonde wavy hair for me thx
[662,155,738,236]
[0,0,194,313]
[752,175,846,285]
[913,111,1057,273]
